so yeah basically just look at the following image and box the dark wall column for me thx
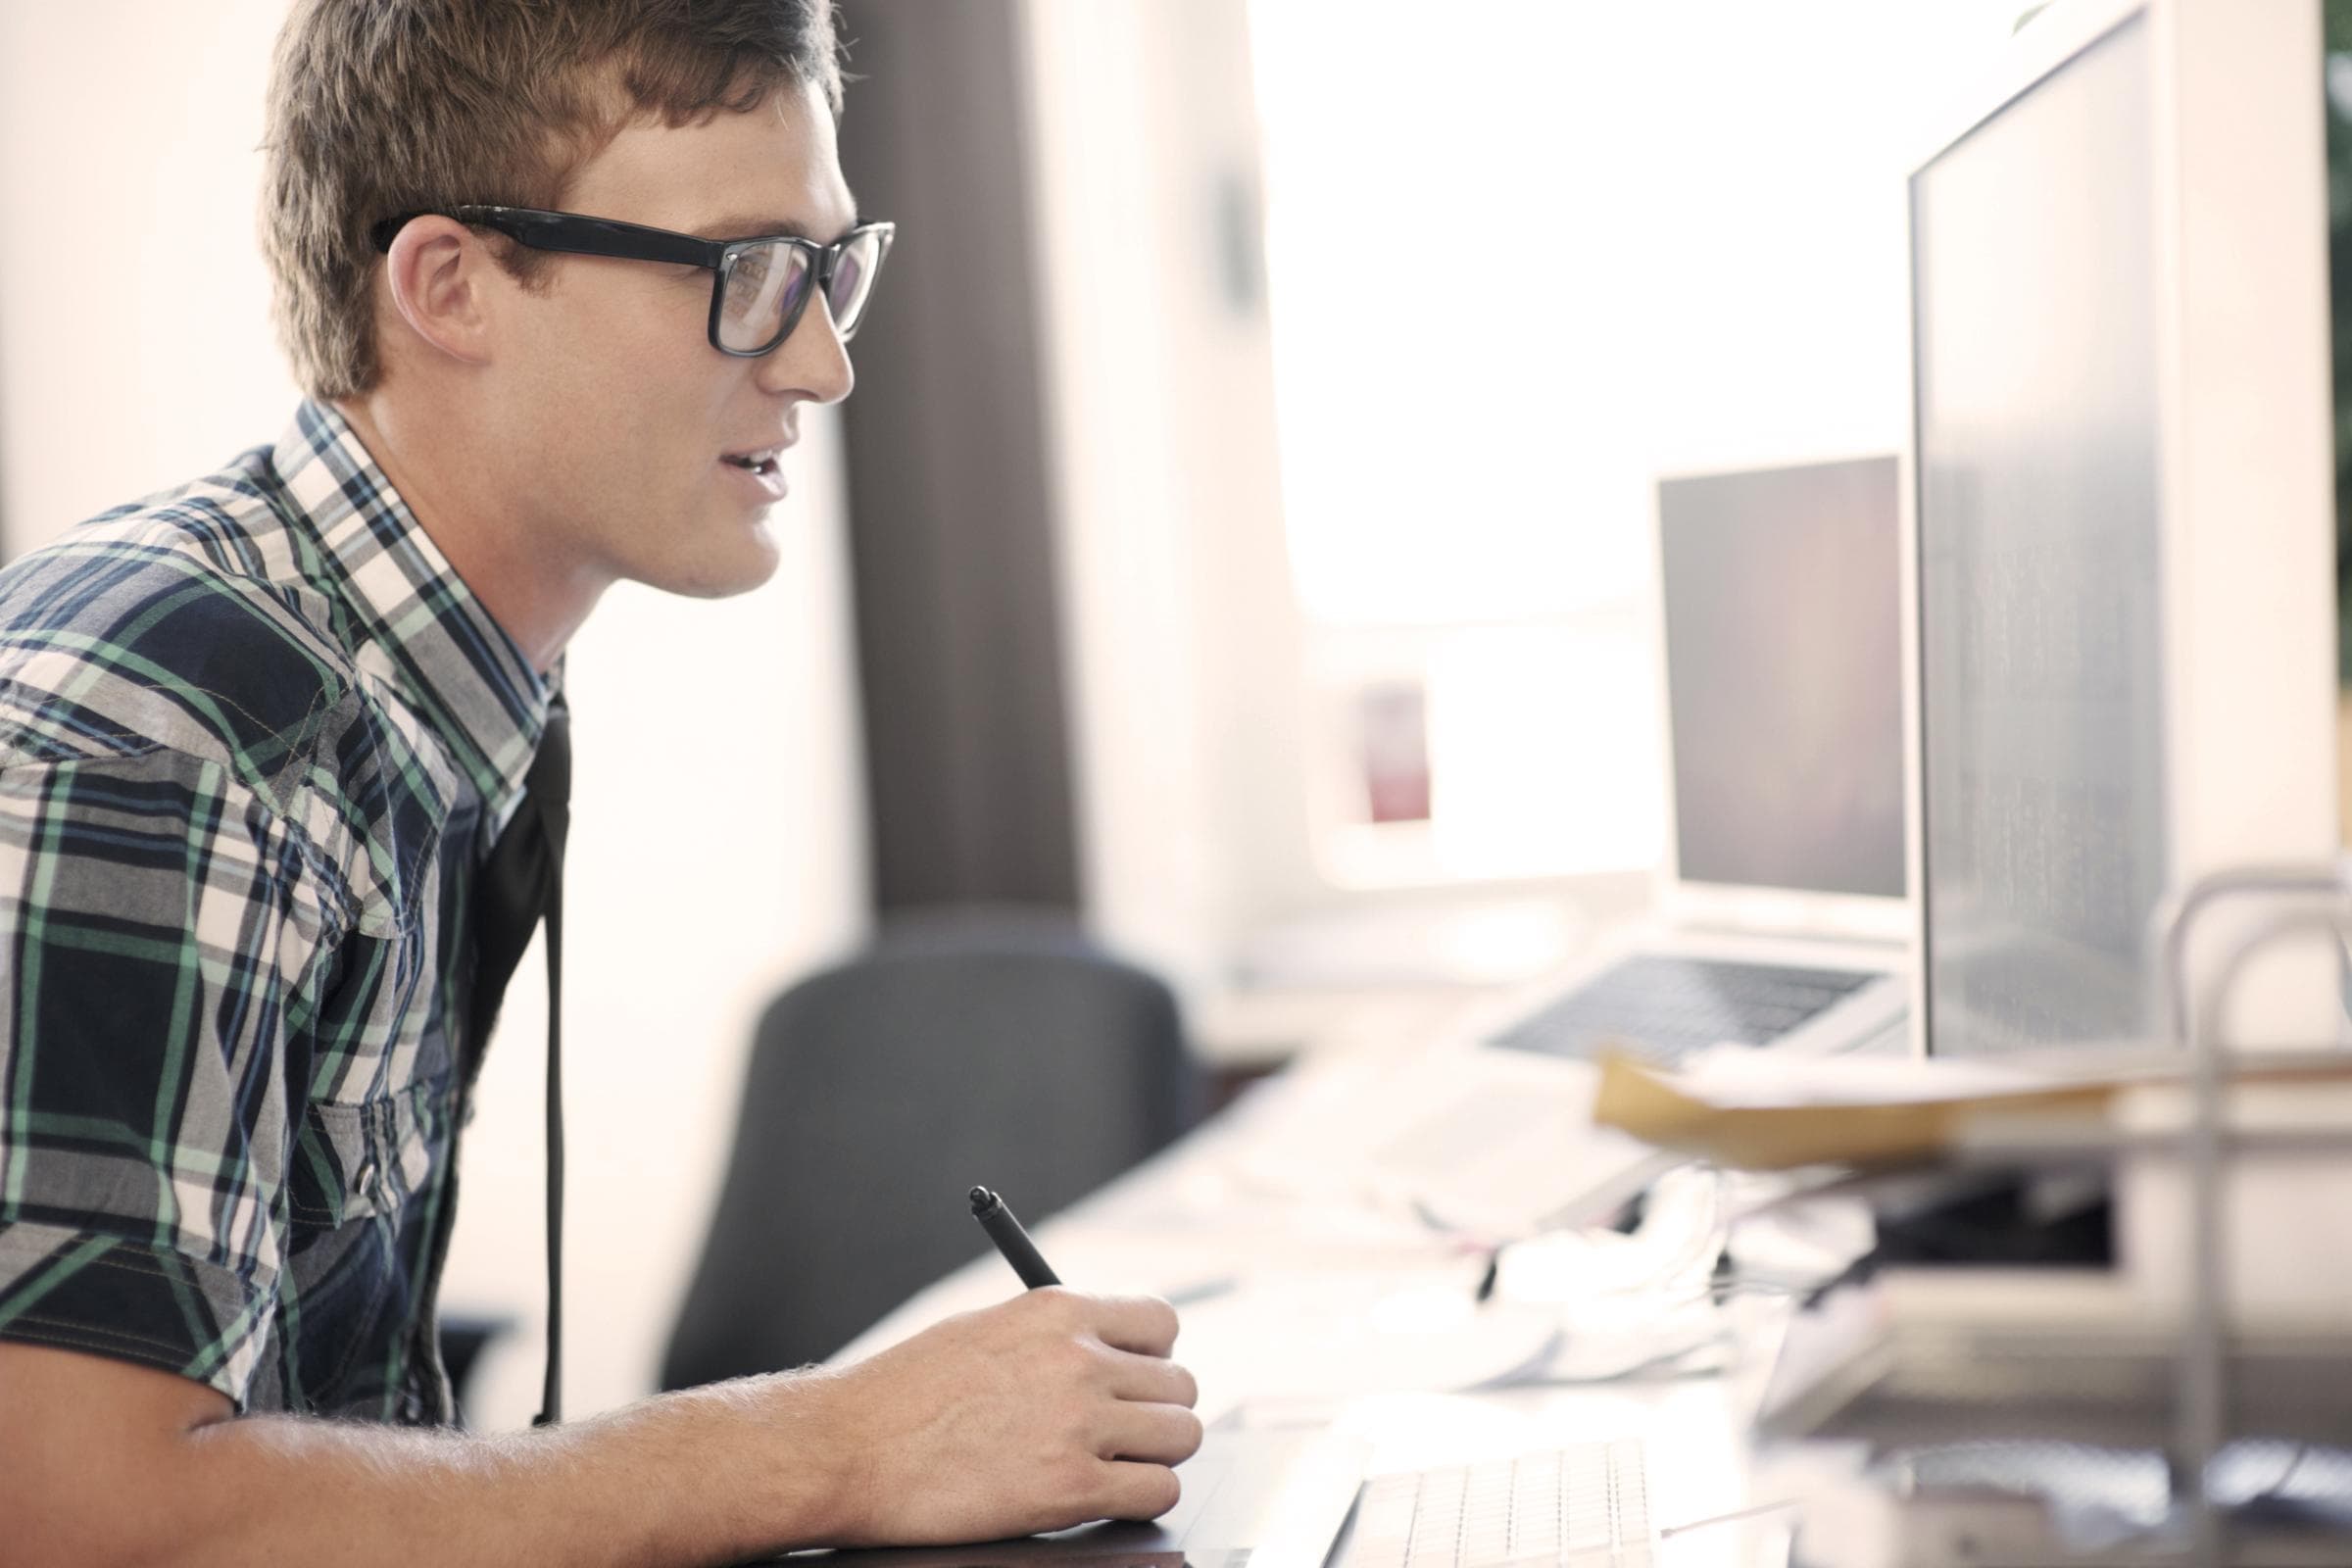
[833,0,1081,914]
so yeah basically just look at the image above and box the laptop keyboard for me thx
[1491,954,1879,1067]
[1341,1441,1653,1568]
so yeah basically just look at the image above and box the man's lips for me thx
[720,444,787,476]
[719,443,791,502]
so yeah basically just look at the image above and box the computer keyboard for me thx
[1490,954,1879,1067]
[1340,1441,1653,1568]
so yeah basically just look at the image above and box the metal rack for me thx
[2154,860,2352,1566]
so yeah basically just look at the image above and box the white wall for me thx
[0,1,302,532]
[0,2,871,1427]
[1021,0,1300,1003]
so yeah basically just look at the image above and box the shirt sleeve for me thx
[0,742,340,1405]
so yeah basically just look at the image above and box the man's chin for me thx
[638,527,785,601]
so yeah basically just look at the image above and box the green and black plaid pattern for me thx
[0,402,555,1422]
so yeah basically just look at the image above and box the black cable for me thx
[533,882,564,1428]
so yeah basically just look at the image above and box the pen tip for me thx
[968,1186,994,1212]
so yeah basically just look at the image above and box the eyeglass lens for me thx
[717,229,884,353]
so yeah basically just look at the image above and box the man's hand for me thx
[809,1288,1203,1545]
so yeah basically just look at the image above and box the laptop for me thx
[778,1429,1658,1568]
[1299,456,1914,1235]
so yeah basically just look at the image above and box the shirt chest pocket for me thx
[289,1075,452,1228]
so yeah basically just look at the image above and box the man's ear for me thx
[378,216,499,368]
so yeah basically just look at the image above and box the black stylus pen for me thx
[969,1185,1061,1288]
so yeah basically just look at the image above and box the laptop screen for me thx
[1658,456,1906,901]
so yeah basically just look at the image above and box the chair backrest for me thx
[660,917,1201,1389]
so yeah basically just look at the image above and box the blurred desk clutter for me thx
[784,865,2352,1568]
[824,1058,1824,1568]
[1632,869,2352,1565]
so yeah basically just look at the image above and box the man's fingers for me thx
[1087,1294,1180,1357]
[1099,1399,1206,1467]
[1092,1457,1186,1522]
[1102,1348,1199,1408]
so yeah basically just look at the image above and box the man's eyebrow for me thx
[691,213,859,242]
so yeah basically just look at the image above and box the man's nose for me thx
[757,294,857,406]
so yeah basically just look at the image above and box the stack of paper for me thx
[1590,1049,2352,1171]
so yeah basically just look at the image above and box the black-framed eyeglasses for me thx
[368,205,896,357]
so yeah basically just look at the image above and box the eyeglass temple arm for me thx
[368,208,724,270]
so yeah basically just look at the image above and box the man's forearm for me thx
[144,1374,851,1568]
[9,1292,1196,1566]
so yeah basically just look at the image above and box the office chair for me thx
[659,911,1203,1390]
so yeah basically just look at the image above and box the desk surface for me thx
[834,1055,1808,1567]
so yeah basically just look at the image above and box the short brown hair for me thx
[263,0,846,400]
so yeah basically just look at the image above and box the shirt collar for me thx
[270,399,556,823]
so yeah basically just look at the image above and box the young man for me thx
[0,3,1201,1563]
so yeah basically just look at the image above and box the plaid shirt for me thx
[0,401,555,1423]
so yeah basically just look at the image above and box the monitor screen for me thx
[1912,14,2168,1057]
[1659,455,1905,901]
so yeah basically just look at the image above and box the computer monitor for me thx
[1654,457,1907,929]
[1905,0,2340,1058]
